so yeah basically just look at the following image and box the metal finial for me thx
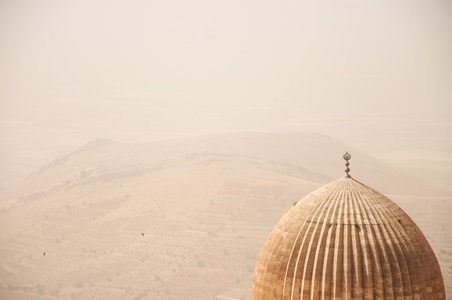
[343,152,351,177]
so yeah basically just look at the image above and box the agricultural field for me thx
[0,133,450,299]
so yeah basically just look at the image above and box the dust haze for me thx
[0,1,451,299]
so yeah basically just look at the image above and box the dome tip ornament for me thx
[343,152,351,178]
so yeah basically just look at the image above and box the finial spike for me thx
[343,152,351,177]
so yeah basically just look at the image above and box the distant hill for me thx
[0,132,450,299]
[140,132,446,196]
[2,132,445,201]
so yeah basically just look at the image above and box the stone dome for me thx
[252,175,445,299]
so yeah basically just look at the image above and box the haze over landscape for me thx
[0,1,451,299]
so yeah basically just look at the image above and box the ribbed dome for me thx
[252,177,445,299]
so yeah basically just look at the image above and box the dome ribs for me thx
[331,183,346,299]
[282,192,323,299]
[251,177,446,300]
[356,182,400,299]
[368,191,415,299]
[282,211,311,299]
[358,183,415,299]
[320,182,345,299]
[297,183,344,299]
[387,205,434,299]
[354,182,392,299]
[349,183,385,299]
[348,181,366,299]
[348,181,373,299]
[355,184,391,299]
[342,180,353,299]
[308,181,344,299]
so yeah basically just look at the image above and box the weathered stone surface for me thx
[252,177,446,299]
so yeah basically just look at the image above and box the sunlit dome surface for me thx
[252,157,445,299]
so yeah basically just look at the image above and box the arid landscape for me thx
[0,133,450,299]
[1,1,451,299]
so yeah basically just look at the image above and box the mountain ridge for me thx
[8,132,446,198]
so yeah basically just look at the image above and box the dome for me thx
[251,157,445,299]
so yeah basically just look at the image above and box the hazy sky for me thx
[1,0,451,185]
